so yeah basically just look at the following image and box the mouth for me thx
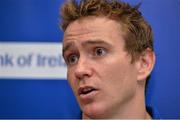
[78,86,98,98]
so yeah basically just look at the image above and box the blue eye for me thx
[95,47,107,56]
[67,54,78,65]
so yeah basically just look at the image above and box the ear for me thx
[135,48,156,82]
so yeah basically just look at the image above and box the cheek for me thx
[67,69,77,91]
[104,64,127,88]
[100,58,128,80]
[98,57,137,91]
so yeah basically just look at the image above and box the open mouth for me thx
[78,86,97,96]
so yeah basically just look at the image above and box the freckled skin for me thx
[63,16,153,119]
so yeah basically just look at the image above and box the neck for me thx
[83,112,151,119]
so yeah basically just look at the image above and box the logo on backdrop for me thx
[0,42,67,79]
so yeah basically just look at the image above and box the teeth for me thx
[81,87,94,94]
[83,88,92,92]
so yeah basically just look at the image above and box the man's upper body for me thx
[60,0,156,119]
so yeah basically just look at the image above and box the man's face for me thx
[63,16,139,118]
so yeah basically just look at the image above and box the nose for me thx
[74,57,93,81]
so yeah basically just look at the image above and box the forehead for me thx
[63,16,126,50]
[65,16,114,31]
[64,16,124,38]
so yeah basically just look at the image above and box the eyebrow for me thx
[62,42,75,57]
[63,39,112,56]
[82,39,112,47]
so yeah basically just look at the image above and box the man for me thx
[60,0,156,119]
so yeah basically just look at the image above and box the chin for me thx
[82,103,108,119]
